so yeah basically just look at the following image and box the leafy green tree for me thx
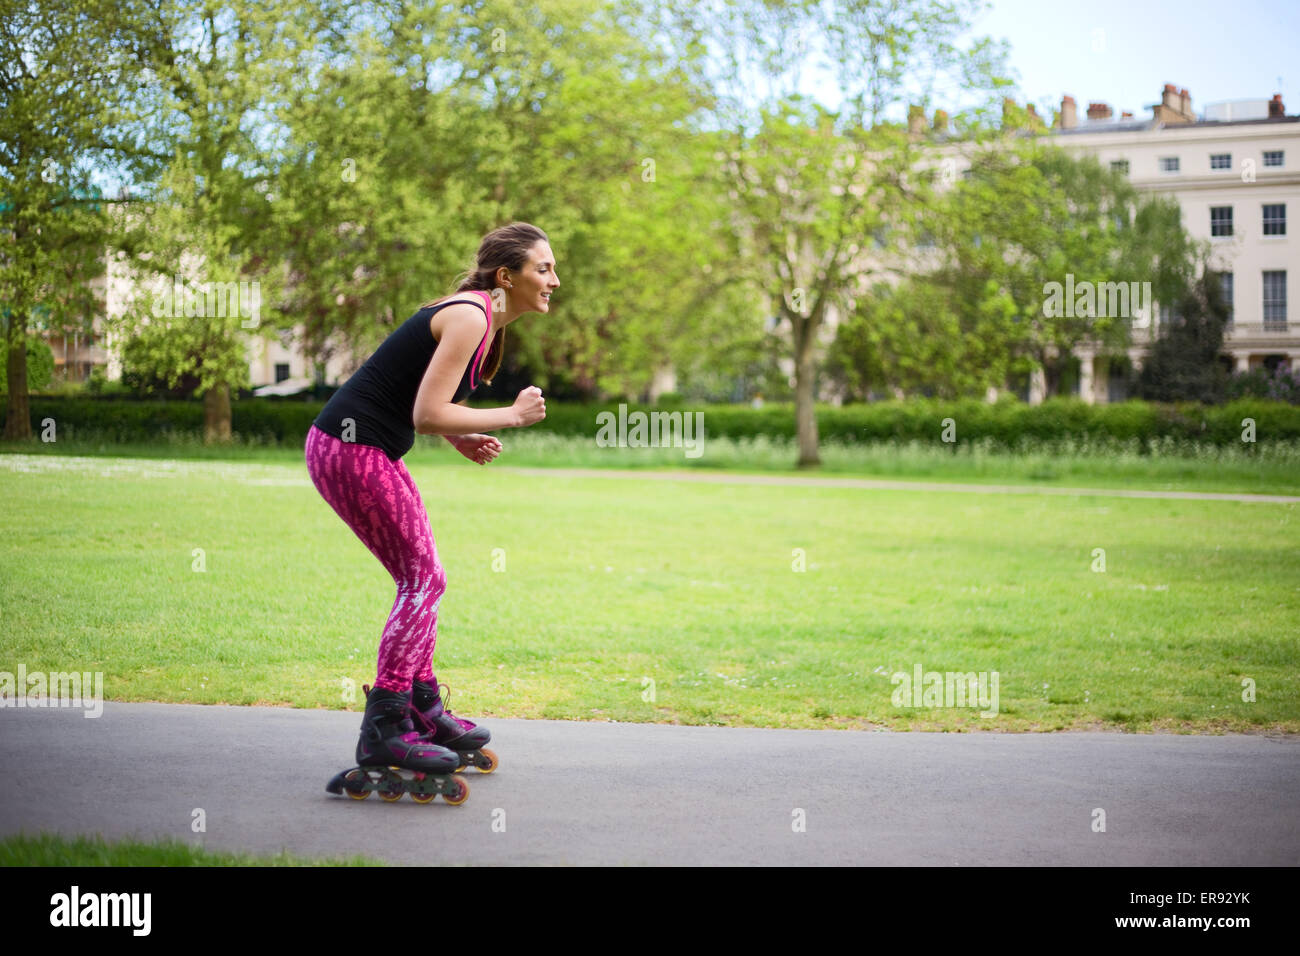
[1136,266,1230,404]
[832,138,1200,400]
[929,140,1197,398]
[0,331,53,393]
[104,0,333,441]
[0,0,128,439]
[827,277,1017,400]
[272,0,737,405]
[652,0,1013,465]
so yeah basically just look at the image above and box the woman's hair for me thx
[421,221,549,385]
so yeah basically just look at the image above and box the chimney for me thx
[1060,94,1077,129]
[908,104,926,136]
[1269,93,1285,118]
[933,109,949,133]
[1121,111,1133,120]
[1087,101,1113,121]
[1153,83,1195,125]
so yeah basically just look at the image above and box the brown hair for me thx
[421,222,549,386]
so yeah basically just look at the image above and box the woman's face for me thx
[509,240,560,313]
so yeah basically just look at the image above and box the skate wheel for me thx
[410,791,437,804]
[343,769,370,800]
[379,772,405,802]
[442,777,470,806]
[477,748,499,774]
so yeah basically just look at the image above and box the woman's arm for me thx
[412,305,543,435]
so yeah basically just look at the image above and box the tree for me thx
[271,0,742,405]
[651,0,1013,465]
[827,276,1017,400]
[965,141,1196,399]
[0,329,53,393]
[1136,267,1230,404]
[832,138,1199,400]
[0,0,127,439]
[104,0,333,441]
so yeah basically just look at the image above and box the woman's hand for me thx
[446,433,502,465]
[512,386,546,427]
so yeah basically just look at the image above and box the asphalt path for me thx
[1,702,1296,865]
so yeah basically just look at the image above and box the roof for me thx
[1053,115,1300,136]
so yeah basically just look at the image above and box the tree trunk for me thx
[203,383,232,443]
[4,311,32,441]
[793,316,820,468]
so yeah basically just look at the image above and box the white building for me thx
[46,243,355,396]
[760,84,1297,406]
[1044,84,1298,403]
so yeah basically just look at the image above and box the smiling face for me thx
[507,240,559,313]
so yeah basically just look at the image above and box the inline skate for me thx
[325,686,469,804]
[409,678,499,774]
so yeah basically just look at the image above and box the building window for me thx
[1263,150,1284,167]
[1159,156,1180,173]
[1263,271,1287,331]
[1262,204,1286,236]
[1210,206,1233,237]
[1110,159,1129,175]
[1210,153,1231,170]
[275,363,290,383]
[1218,272,1234,327]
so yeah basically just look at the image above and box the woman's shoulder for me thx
[424,293,490,344]
[422,291,490,313]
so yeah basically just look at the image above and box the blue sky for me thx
[969,0,1298,117]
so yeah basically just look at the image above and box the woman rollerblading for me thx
[309,222,556,803]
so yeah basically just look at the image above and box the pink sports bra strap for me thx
[468,290,493,389]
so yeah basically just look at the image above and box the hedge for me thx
[3,395,1298,448]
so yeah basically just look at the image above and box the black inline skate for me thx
[409,678,499,774]
[325,686,470,805]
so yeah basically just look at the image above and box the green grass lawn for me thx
[2,448,1296,732]
[0,832,382,866]
[6,429,1300,495]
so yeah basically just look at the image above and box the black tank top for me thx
[312,291,493,461]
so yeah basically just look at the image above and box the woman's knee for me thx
[400,558,446,605]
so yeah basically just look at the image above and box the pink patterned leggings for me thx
[305,424,443,693]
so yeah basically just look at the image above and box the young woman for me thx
[306,222,556,782]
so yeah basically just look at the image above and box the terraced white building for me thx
[1023,84,1296,402]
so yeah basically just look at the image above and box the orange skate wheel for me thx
[442,778,470,806]
[343,769,370,800]
[378,770,405,802]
